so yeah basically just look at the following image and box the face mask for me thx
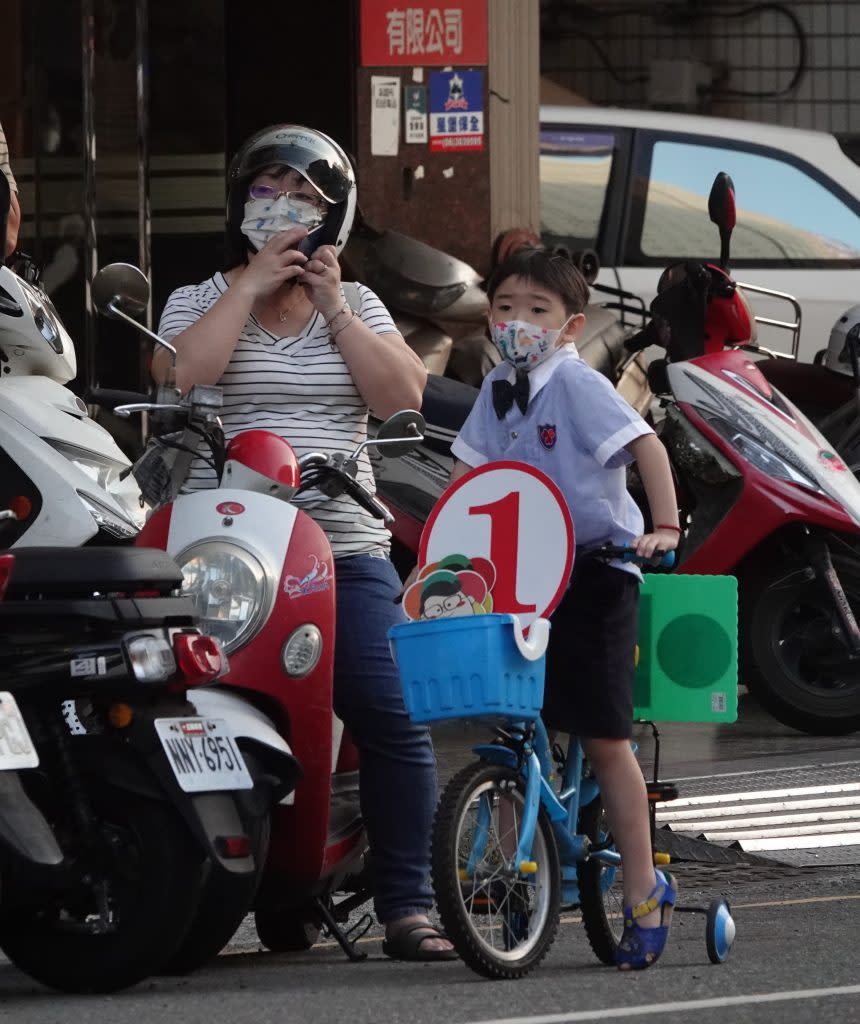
[240,195,325,252]
[491,317,572,370]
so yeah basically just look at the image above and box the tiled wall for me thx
[540,0,859,136]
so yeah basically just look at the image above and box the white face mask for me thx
[491,317,572,371]
[240,195,325,252]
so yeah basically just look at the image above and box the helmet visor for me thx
[234,128,353,204]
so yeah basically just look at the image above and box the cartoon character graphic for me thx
[403,553,496,621]
[283,554,331,598]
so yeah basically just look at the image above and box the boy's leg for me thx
[580,736,660,928]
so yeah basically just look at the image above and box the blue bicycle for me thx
[391,545,736,979]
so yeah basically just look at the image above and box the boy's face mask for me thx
[240,195,325,252]
[490,316,572,371]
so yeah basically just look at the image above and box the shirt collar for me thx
[505,343,580,402]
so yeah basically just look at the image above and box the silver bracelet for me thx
[323,300,350,328]
[331,308,357,342]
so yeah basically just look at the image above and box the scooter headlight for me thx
[176,541,269,653]
[702,413,824,494]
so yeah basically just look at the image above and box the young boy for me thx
[450,247,681,970]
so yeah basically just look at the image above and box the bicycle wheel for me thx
[432,760,561,979]
[577,796,624,966]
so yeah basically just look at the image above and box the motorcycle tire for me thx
[431,760,561,980]
[0,786,203,993]
[576,797,623,966]
[161,811,270,974]
[255,902,321,952]
[743,551,860,735]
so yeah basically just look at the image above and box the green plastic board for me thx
[633,574,738,724]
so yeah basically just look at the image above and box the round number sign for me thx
[418,461,574,629]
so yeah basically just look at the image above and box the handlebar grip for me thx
[85,387,151,409]
[340,472,393,523]
[619,546,675,569]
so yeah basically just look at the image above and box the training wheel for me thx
[705,898,735,964]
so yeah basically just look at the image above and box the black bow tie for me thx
[492,370,530,419]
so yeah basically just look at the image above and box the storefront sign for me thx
[360,0,488,66]
[429,69,483,152]
[404,84,428,143]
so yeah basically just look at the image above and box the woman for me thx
[152,124,454,961]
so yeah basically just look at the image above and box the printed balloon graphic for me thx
[403,553,496,621]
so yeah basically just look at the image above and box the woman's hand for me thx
[300,244,345,316]
[234,227,309,301]
[631,528,680,560]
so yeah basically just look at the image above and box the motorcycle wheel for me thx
[743,552,860,735]
[255,902,321,952]
[0,786,203,993]
[432,761,560,980]
[576,797,623,966]
[161,812,270,974]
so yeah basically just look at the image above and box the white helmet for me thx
[823,304,860,377]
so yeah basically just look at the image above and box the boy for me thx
[450,247,681,970]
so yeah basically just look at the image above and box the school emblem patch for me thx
[538,423,557,450]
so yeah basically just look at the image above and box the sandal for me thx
[616,869,678,971]
[382,922,459,962]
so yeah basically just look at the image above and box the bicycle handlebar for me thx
[588,544,676,570]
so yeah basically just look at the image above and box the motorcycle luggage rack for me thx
[734,280,802,361]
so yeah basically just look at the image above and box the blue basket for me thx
[389,614,547,724]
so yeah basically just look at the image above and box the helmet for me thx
[225,124,356,263]
[222,431,300,501]
[823,304,860,377]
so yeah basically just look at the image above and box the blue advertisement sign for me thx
[429,69,484,152]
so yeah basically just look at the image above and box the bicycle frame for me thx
[470,717,621,905]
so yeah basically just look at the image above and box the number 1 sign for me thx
[412,461,574,630]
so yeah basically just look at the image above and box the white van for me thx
[539,105,860,362]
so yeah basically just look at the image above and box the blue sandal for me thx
[616,869,677,971]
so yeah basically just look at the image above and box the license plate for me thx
[155,717,253,793]
[0,692,39,769]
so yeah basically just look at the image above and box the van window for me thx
[539,131,616,250]
[641,140,860,264]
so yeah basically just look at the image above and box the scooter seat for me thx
[577,305,627,381]
[420,374,478,454]
[2,546,183,597]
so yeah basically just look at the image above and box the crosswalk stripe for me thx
[655,778,860,853]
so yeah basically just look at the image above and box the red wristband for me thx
[656,523,682,533]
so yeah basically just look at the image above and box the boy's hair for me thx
[485,247,590,316]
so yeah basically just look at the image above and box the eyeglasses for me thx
[247,184,328,211]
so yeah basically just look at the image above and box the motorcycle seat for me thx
[2,546,183,597]
[576,305,627,381]
[420,374,478,453]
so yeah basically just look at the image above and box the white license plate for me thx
[0,692,39,769]
[155,717,253,793]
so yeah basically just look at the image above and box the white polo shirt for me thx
[451,346,653,573]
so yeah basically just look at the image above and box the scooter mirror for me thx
[707,173,736,271]
[92,263,150,319]
[374,409,426,458]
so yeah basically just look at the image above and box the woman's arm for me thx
[626,432,680,558]
[5,189,20,257]
[152,227,310,392]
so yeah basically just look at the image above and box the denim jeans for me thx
[332,552,438,923]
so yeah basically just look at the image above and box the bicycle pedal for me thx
[647,782,679,803]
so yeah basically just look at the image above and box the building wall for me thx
[541,0,858,137]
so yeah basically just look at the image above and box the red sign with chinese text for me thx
[360,0,488,66]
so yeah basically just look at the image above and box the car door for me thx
[618,131,860,363]
[538,124,640,325]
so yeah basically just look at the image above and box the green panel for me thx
[633,575,738,724]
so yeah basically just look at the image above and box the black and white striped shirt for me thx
[158,273,397,557]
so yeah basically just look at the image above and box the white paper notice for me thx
[371,76,400,156]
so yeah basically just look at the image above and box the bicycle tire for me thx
[432,760,561,980]
[577,796,624,966]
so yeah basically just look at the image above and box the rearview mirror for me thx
[708,173,736,270]
[374,409,426,458]
[92,263,150,319]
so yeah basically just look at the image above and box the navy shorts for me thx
[541,558,640,739]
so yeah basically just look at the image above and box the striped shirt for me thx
[0,122,17,192]
[158,273,397,557]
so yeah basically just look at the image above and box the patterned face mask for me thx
[240,195,325,252]
[490,316,572,370]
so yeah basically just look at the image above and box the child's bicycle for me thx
[390,544,737,979]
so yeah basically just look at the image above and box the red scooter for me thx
[373,177,860,736]
[91,260,427,961]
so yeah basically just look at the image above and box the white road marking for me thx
[465,984,860,1024]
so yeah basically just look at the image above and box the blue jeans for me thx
[333,552,438,923]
